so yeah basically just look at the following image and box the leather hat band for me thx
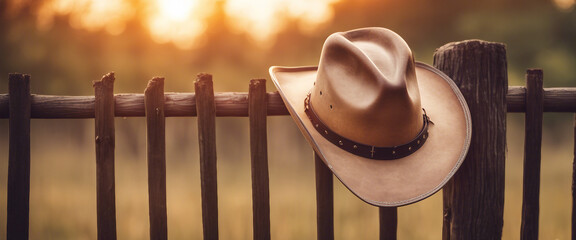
[304,92,432,160]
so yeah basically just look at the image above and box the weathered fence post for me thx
[249,79,271,240]
[145,77,168,240]
[93,72,118,240]
[7,73,31,240]
[521,69,543,240]
[195,73,219,240]
[434,40,507,239]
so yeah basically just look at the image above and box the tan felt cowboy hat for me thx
[269,27,472,207]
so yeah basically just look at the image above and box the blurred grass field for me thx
[0,112,574,239]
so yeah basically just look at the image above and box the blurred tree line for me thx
[1,0,575,94]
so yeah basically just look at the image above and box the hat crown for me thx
[310,28,423,147]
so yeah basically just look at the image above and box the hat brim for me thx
[269,62,472,207]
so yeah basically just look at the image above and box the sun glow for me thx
[145,0,215,49]
[157,0,197,22]
[30,0,340,49]
[224,0,340,43]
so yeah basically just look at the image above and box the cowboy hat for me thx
[269,27,471,207]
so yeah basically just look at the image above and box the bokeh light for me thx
[37,0,135,35]
[554,0,575,10]
[223,0,340,44]
[32,0,340,49]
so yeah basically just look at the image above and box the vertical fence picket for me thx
[195,73,219,240]
[145,77,168,240]
[520,69,544,240]
[7,73,31,240]
[379,207,398,240]
[315,153,334,240]
[572,113,576,240]
[249,79,271,240]
[93,72,117,240]
[434,40,508,239]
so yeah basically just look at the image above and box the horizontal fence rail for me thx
[507,87,576,112]
[0,92,289,118]
[0,87,575,119]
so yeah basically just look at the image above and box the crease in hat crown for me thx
[310,28,424,148]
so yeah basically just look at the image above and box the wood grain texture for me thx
[520,70,543,240]
[7,73,31,240]
[145,77,168,240]
[93,72,117,240]
[379,207,397,240]
[315,153,334,240]
[249,79,271,240]
[434,40,507,240]
[195,73,219,240]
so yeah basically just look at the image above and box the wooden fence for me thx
[1,40,576,240]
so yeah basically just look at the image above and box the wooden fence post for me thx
[249,79,271,240]
[520,69,543,240]
[145,77,168,240]
[434,40,508,239]
[93,72,117,240]
[195,73,219,240]
[7,73,31,240]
